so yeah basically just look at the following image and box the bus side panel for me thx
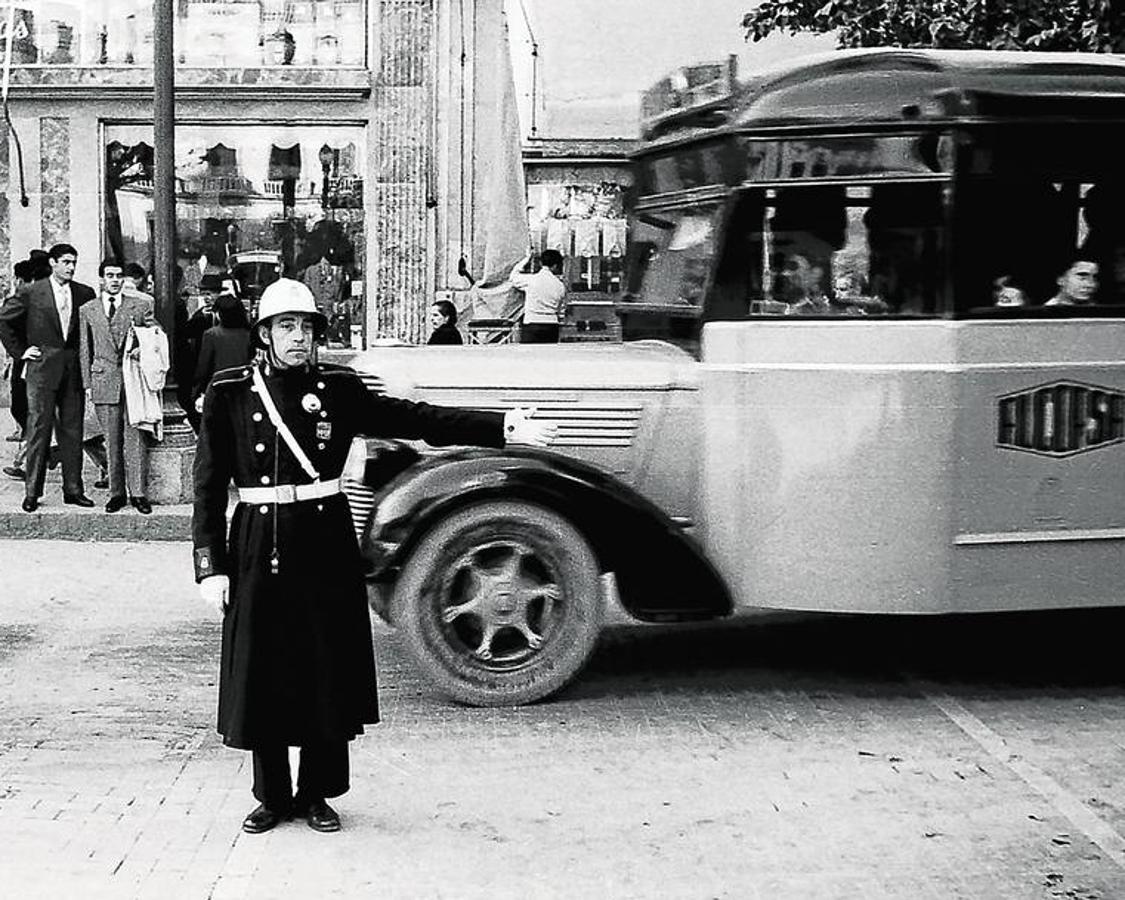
[950,323,1125,612]
[700,364,956,614]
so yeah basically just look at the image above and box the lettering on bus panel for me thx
[744,134,951,183]
[996,381,1125,457]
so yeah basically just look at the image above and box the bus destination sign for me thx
[997,381,1125,457]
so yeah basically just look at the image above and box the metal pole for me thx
[152,0,175,337]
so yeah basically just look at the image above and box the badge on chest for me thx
[316,421,332,441]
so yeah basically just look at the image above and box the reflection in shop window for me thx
[0,0,365,67]
[104,124,366,349]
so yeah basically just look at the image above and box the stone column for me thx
[370,0,435,344]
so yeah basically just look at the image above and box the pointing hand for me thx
[503,408,557,448]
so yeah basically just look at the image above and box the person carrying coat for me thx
[192,279,554,835]
[78,259,156,513]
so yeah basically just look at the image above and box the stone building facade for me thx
[0,0,509,346]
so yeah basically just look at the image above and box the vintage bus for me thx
[343,49,1125,706]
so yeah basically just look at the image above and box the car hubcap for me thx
[438,540,561,665]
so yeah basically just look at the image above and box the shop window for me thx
[0,0,365,67]
[104,123,366,349]
[527,183,628,295]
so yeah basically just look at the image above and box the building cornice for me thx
[4,67,372,102]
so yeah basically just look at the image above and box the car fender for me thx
[360,447,732,624]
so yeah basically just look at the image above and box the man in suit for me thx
[0,243,95,511]
[79,259,156,514]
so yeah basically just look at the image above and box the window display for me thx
[0,0,365,67]
[527,182,627,295]
[104,123,366,349]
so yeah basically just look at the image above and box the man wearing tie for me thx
[0,243,96,512]
[79,260,156,513]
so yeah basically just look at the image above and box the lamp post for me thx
[153,0,175,338]
[149,0,196,505]
[319,144,334,209]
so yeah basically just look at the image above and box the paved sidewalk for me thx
[0,433,190,540]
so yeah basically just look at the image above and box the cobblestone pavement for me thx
[1,540,1124,899]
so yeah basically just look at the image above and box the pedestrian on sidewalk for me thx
[191,291,252,411]
[0,243,96,512]
[192,278,555,835]
[78,259,156,514]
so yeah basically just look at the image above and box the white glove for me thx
[503,407,557,447]
[199,575,230,616]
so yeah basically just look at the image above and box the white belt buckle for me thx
[276,484,298,504]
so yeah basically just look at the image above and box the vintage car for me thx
[343,49,1125,706]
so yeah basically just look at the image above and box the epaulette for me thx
[317,362,357,377]
[210,365,254,388]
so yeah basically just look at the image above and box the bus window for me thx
[624,203,722,308]
[709,181,948,319]
[956,124,1125,315]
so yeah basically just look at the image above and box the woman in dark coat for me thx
[426,299,463,345]
[192,292,252,410]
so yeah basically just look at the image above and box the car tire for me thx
[392,500,603,706]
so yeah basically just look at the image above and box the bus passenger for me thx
[1045,257,1099,307]
[993,276,1027,308]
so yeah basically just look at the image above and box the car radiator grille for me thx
[347,375,642,535]
[479,404,643,448]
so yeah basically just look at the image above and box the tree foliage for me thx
[743,1,1125,52]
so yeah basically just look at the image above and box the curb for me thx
[0,506,191,541]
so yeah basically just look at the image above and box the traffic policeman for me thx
[192,279,553,834]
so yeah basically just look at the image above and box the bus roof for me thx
[642,49,1125,143]
[735,48,1125,129]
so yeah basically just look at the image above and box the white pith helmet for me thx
[253,277,327,343]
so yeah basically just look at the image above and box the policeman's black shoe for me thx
[105,495,127,513]
[21,496,38,513]
[3,465,25,480]
[241,803,288,834]
[302,798,341,833]
[130,496,152,515]
[94,476,109,490]
[63,493,95,507]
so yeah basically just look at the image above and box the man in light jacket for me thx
[79,259,156,514]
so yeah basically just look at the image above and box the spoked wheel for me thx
[393,501,603,706]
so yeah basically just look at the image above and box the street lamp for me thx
[319,144,334,209]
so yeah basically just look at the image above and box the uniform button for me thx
[252,412,263,422]
[317,381,325,389]
[320,411,328,418]
[260,476,270,485]
[259,505,269,514]
[250,384,259,393]
[317,442,325,450]
[316,503,324,512]
[255,443,265,453]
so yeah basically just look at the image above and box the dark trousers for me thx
[251,742,350,809]
[24,369,84,500]
[520,322,560,343]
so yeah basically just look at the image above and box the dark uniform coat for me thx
[192,361,503,750]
